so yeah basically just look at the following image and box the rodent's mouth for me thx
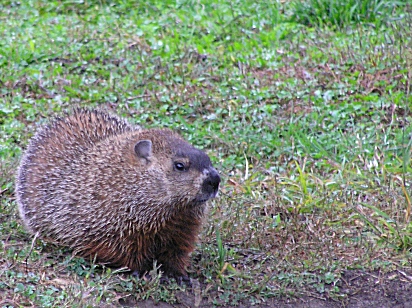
[193,197,208,205]
[194,190,218,204]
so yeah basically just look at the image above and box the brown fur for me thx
[16,108,220,278]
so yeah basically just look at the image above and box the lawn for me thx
[1,0,411,307]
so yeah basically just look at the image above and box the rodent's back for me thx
[23,108,134,161]
[16,109,137,233]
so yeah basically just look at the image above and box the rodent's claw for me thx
[131,270,190,286]
[157,274,191,286]
[131,270,140,278]
[159,275,170,284]
[176,275,192,287]
[131,270,152,282]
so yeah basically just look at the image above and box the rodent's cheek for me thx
[192,174,206,190]
[141,171,170,197]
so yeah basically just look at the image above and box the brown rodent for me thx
[15,108,220,281]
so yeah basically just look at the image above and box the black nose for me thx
[203,168,220,195]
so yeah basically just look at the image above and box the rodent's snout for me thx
[202,167,221,198]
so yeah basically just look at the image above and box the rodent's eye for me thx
[174,162,186,171]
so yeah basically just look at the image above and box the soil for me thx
[121,270,412,308]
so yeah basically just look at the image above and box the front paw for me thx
[159,274,192,286]
[175,274,191,286]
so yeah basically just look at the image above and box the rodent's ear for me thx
[134,140,152,160]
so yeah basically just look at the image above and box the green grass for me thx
[291,0,408,28]
[1,0,412,306]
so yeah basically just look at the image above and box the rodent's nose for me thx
[210,168,221,190]
[202,168,220,196]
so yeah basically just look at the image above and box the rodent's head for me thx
[132,129,220,207]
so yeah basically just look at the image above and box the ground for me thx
[120,270,412,307]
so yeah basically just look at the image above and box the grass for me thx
[1,0,412,306]
[291,0,409,28]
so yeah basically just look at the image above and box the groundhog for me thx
[15,108,220,282]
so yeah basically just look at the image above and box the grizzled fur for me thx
[16,108,220,279]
